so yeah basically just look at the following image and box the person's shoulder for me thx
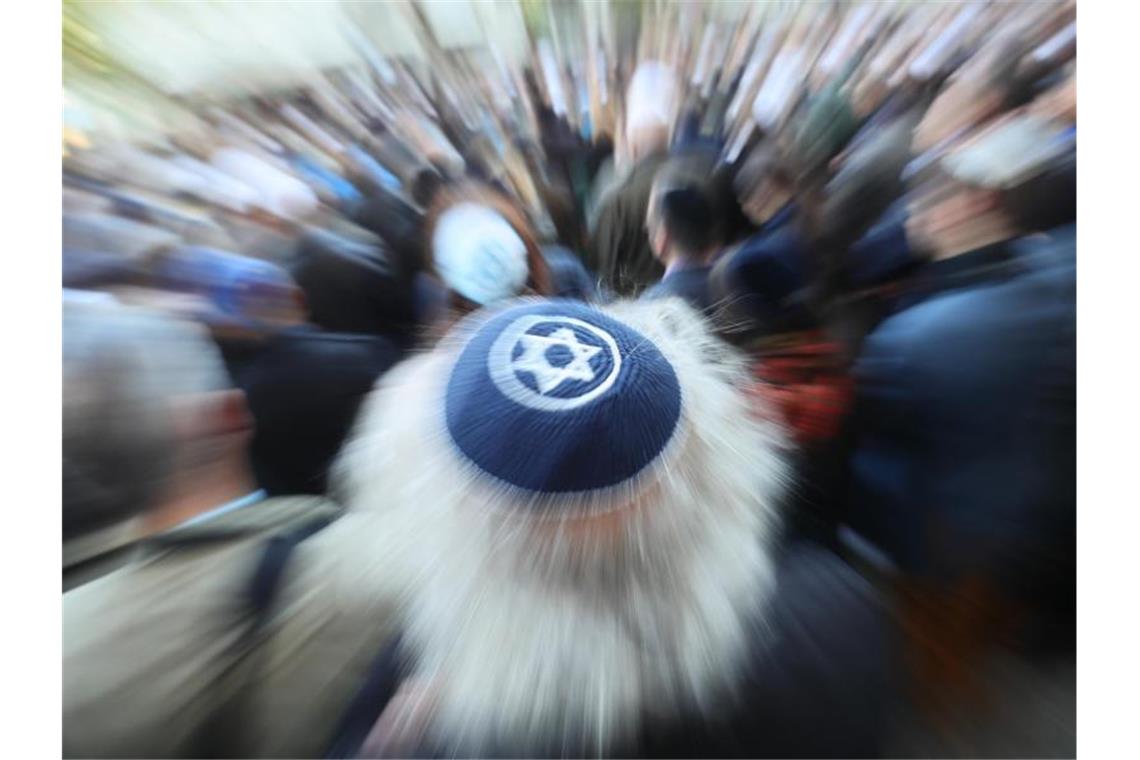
[259,329,404,371]
[735,224,803,261]
[642,270,705,301]
[640,285,665,303]
[210,495,343,537]
[278,327,402,354]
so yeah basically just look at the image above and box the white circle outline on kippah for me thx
[487,314,623,412]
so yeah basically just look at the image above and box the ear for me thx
[648,220,670,262]
[173,389,253,443]
[213,389,253,438]
[291,287,309,323]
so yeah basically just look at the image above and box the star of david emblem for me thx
[487,314,623,412]
[511,327,601,394]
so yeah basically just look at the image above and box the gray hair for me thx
[334,298,790,754]
[63,300,229,540]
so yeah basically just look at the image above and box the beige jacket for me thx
[63,497,399,758]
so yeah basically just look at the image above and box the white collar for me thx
[175,489,267,529]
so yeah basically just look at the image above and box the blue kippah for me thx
[445,300,682,499]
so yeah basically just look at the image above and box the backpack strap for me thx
[325,633,407,759]
[192,510,336,758]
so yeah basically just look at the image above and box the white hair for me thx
[334,298,791,755]
[63,300,229,539]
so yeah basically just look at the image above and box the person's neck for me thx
[928,212,1019,262]
[142,458,258,535]
[665,249,714,274]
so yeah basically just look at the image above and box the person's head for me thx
[424,183,553,319]
[153,246,307,335]
[409,165,446,211]
[646,156,725,267]
[290,227,418,343]
[63,302,249,542]
[733,144,795,226]
[816,115,913,249]
[624,61,679,162]
[335,297,787,753]
[907,114,1069,259]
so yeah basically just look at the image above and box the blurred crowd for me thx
[63,1,1076,757]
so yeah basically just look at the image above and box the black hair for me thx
[650,154,726,258]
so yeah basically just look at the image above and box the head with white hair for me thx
[63,301,246,542]
[335,296,789,755]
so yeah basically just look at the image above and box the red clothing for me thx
[749,331,854,447]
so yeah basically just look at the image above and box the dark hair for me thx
[410,167,445,209]
[650,155,726,257]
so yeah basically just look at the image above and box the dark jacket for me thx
[711,204,814,334]
[336,542,897,759]
[348,188,426,275]
[846,239,1076,604]
[641,264,715,316]
[233,327,402,496]
[290,229,418,347]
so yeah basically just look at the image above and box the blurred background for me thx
[62,1,1076,757]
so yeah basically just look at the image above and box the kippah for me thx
[432,203,530,306]
[941,115,1069,190]
[444,300,683,504]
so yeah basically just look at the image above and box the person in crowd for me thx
[709,119,913,547]
[710,145,813,343]
[59,4,1080,754]
[153,245,406,496]
[844,117,1076,723]
[329,297,897,758]
[289,227,419,347]
[63,301,398,759]
[234,323,402,497]
[347,173,429,278]
[421,182,554,332]
[63,211,182,261]
[641,154,727,316]
[586,61,678,296]
[61,299,337,591]
[152,245,306,349]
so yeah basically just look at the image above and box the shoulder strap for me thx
[325,634,407,759]
[192,511,336,758]
[245,512,335,624]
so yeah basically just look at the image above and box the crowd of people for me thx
[63,1,1076,757]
